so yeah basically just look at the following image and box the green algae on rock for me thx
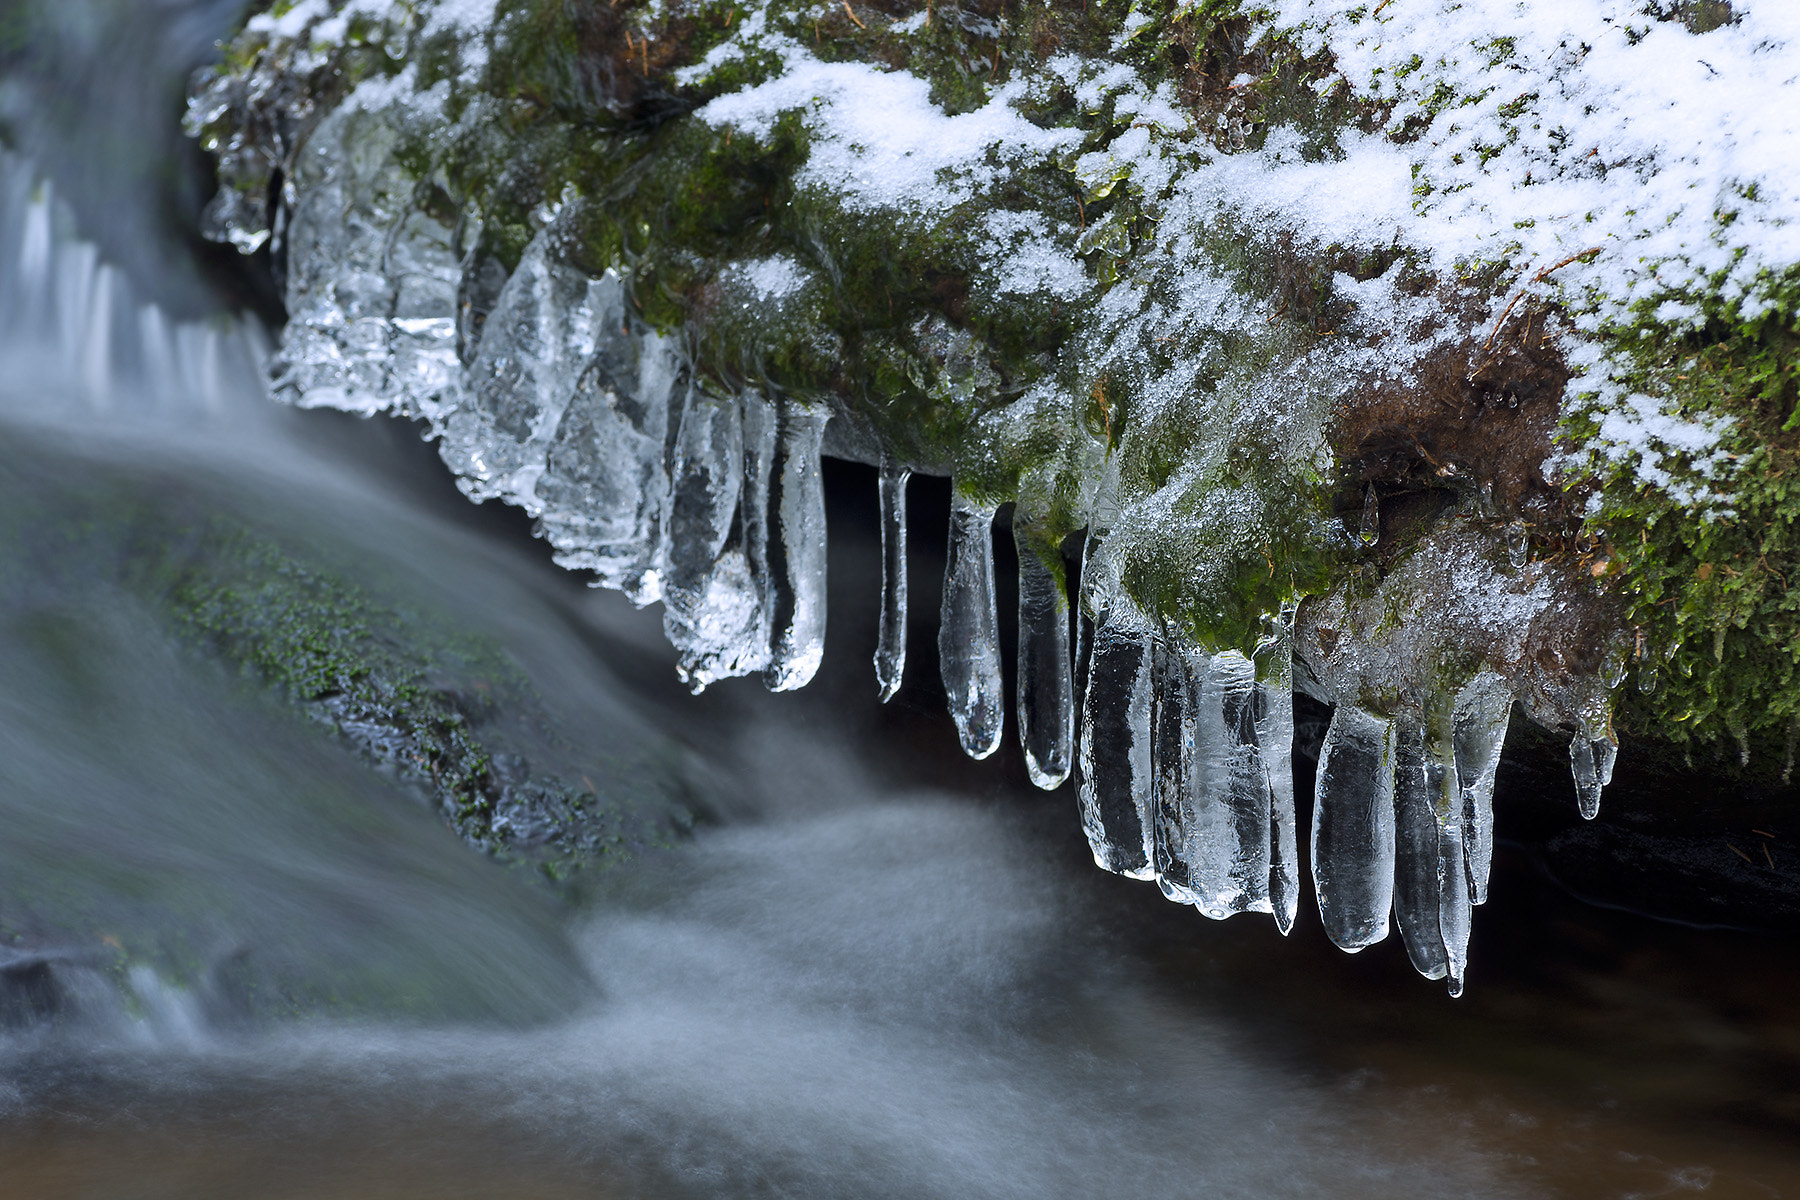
[0,427,702,891]
[188,0,1800,990]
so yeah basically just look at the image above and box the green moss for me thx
[198,0,1800,743]
[1576,268,1800,747]
[0,432,699,887]
[121,514,532,835]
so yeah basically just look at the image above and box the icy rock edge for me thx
[171,0,1800,995]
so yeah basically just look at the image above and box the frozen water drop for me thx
[1392,719,1454,983]
[1570,731,1616,819]
[1076,606,1155,878]
[1505,520,1529,569]
[939,491,1004,759]
[763,404,830,692]
[1015,523,1074,789]
[1311,703,1396,952]
[1358,486,1381,548]
[1452,673,1511,906]
[875,462,910,702]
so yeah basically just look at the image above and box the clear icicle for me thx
[763,404,830,692]
[875,462,910,702]
[662,384,766,692]
[1151,637,1201,906]
[1073,450,1121,738]
[1076,608,1155,878]
[1570,730,1617,820]
[739,387,779,644]
[1311,704,1397,952]
[443,227,605,501]
[1217,650,1276,920]
[662,385,741,628]
[1358,486,1381,547]
[1015,524,1074,790]
[1176,648,1277,920]
[1392,718,1456,986]
[1440,821,1473,998]
[536,291,679,605]
[1452,673,1511,906]
[1254,604,1300,935]
[939,491,1004,759]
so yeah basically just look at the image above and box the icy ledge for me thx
[188,183,1609,992]
[182,0,1800,991]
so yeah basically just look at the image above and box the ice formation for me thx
[939,493,1005,760]
[176,0,1800,992]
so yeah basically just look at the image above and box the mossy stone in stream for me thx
[0,429,704,891]
[0,597,595,1027]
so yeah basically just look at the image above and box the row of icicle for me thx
[0,141,1618,996]
[884,463,1523,996]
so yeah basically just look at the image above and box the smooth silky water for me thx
[3,4,1799,1197]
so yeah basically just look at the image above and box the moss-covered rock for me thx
[0,428,702,891]
[187,0,1800,767]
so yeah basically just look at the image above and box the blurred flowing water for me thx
[2,4,1799,1198]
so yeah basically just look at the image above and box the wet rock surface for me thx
[0,421,707,887]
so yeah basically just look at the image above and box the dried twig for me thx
[842,0,865,29]
[1482,246,1604,352]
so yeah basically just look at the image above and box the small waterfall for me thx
[0,151,269,422]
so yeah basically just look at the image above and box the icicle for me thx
[1392,717,1457,987]
[1076,607,1155,878]
[1254,604,1300,935]
[1358,486,1381,547]
[763,404,830,692]
[1504,519,1529,569]
[1151,636,1200,906]
[1183,648,1276,920]
[939,491,1004,759]
[1439,832,1472,998]
[536,288,677,605]
[442,227,606,502]
[1015,522,1074,789]
[875,461,910,702]
[1311,704,1397,952]
[1451,673,1510,906]
[739,386,779,637]
[662,383,763,692]
[1569,730,1617,819]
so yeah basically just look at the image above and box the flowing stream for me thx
[2,4,1799,1197]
